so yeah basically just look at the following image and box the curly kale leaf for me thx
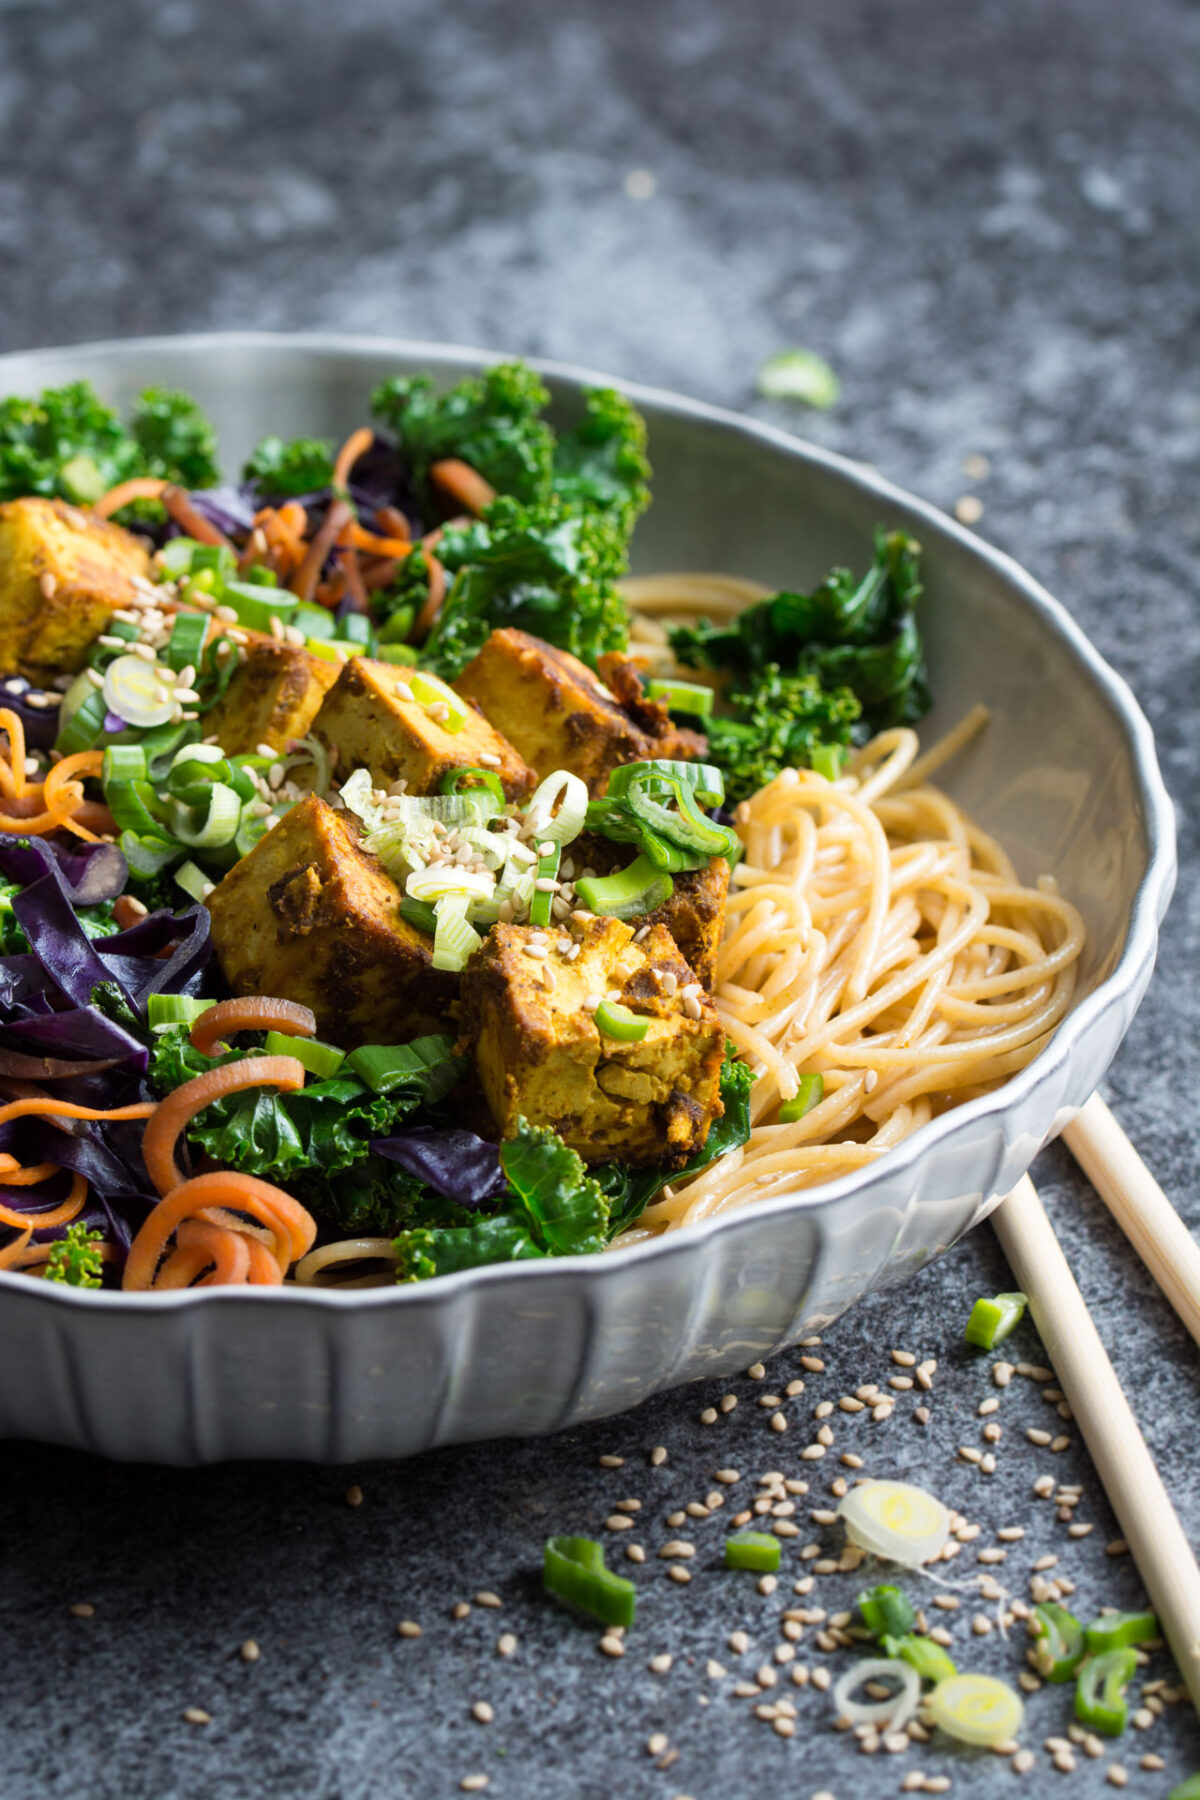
[552,386,650,539]
[706,667,861,805]
[0,380,220,506]
[0,882,120,957]
[411,494,630,679]
[43,1222,104,1288]
[242,434,336,497]
[372,361,554,511]
[128,388,221,489]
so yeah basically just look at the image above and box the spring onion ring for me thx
[836,1480,951,1567]
[831,1658,921,1732]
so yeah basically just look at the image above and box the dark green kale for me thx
[403,495,631,680]
[128,388,221,489]
[243,435,336,497]
[0,884,119,956]
[372,361,555,512]
[43,1222,104,1288]
[671,530,929,797]
[0,380,220,506]
[551,386,651,540]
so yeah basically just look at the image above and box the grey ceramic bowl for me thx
[0,334,1176,1464]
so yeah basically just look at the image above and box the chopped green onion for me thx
[608,760,725,808]
[1168,1779,1200,1800]
[778,1074,824,1123]
[965,1291,1028,1349]
[102,654,175,730]
[593,999,650,1042]
[169,781,242,849]
[837,1481,951,1567]
[119,829,180,878]
[400,895,438,935]
[406,867,495,905]
[757,347,840,410]
[105,779,173,841]
[101,744,148,785]
[147,994,217,1028]
[378,643,419,666]
[625,774,737,860]
[879,1633,957,1684]
[292,603,337,642]
[221,579,298,633]
[574,853,674,921]
[336,612,375,650]
[927,1673,1024,1746]
[543,1536,636,1630]
[524,768,589,848]
[307,637,348,664]
[432,893,483,972]
[644,678,715,718]
[725,1532,781,1572]
[529,843,561,929]
[809,742,845,781]
[174,859,213,903]
[164,611,210,672]
[377,605,416,646]
[1075,1646,1138,1736]
[439,766,507,808]
[1084,1610,1158,1655]
[1031,1602,1086,1682]
[345,1034,459,1095]
[409,670,469,732]
[857,1584,915,1639]
[263,1031,346,1078]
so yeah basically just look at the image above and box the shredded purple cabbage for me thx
[371,1126,506,1207]
[0,676,63,752]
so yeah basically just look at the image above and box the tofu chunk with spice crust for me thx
[203,632,340,755]
[459,917,725,1167]
[205,795,456,1047]
[306,655,535,799]
[0,496,151,676]
[571,832,730,991]
[453,628,706,795]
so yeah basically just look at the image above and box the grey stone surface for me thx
[0,0,1197,1794]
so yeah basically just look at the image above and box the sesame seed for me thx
[472,1702,494,1724]
[459,1776,489,1792]
[770,1412,787,1434]
[1068,1522,1093,1538]
[605,1514,634,1532]
[1026,1428,1052,1446]
[648,1652,673,1673]
[668,1565,692,1585]
[650,1446,668,1466]
[68,1602,95,1619]
[1050,1435,1072,1452]
[758,1575,778,1596]
[397,1620,422,1638]
[994,1362,1015,1387]
[453,1603,471,1620]
[1107,1538,1129,1556]
[239,1639,260,1662]
[799,1355,825,1372]
[747,1362,766,1379]
[475,1590,503,1607]
[183,1707,211,1725]
[626,1544,645,1563]
[1141,1753,1166,1770]
[345,1483,363,1507]
[955,495,984,525]
[496,1633,517,1657]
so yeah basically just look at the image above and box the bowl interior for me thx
[0,334,1154,1024]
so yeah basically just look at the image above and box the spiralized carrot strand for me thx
[189,997,316,1056]
[154,1218,252,1289]
[141,1055,307,1196]
[290,499,354,603]
[0,1225,32,1268]
[0,1170,88,1231]
[92,477,169,519]
[375,505,411,542]
[0,803,81,836]
[413,554,447,641]
[0,708,28,797]
[332,426,374,492]
[243,1236,285,1284]
[122,1171,316,1291]
[0,1097,156,1128]
[346,521,414,558]
[430,458,497,516]
[43,749,104,815]
[0,1160,59,1186]
[161,485,233,548]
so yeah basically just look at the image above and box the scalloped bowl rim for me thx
[0,330,1177,1315]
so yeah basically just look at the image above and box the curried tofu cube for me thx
[459,917,725,1167]
[0,497,151,676]
[204,632,340,755]
[570,834,730,991]
[453,628,706,795]
[306,655,535,799]
[206,794,456,1047]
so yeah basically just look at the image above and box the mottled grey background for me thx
[0,1,1197,1796]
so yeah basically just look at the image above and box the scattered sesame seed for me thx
[453,1603,471,1620]
[648,1653,673,1674]
[345,1484,364,1507]
[459,1775,489,1792]
[183,1707,211,1725]
[1026,1428,1052,1446]
[68,1602,95,1619]
[720,1394,738,1413]
[647,1732,669,1756]
[955,495,984,525]
[668,1565,692,1585]
[699,1407,718,1425]
[496,1633,517,1657]
[605,1514,634,1532]
[600,1633,626,1655]
[758,1575,778,1596]
[1107,1538,1129,1556]
[747,1362,766,1379]
[475,1591,503,1608]
[239,1639,260,1662]
[625,1544,645,1563]
[770,1412,787,1434]
[1050,1435,1072,1453]
[397,1620,422,1638]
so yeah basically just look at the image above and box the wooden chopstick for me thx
[1062,1092,1200,1352]
[991,1174,1200,1711]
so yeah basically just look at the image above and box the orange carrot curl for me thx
[122,1171,316,1291]
[189,997,316,1056]
[141,1055,307,1196]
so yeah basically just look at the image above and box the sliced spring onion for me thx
[53,687,106,756]
[174,859,213,902]
[292,602,337,641]
[409,670,468,732]
[1083,1609,1159,1655]
[608,759,725,808]
[965,1291,1027,1349]
[336,612,375,650]
[724,1532,780,1572]
[857,1584,915,1639]
[234,808,274,857]
[439,765,507,807]
[101,744,148,784]
[593,999,650,1042]
[119,829,180,878]
[524,768,589,847]
[102,654,176,730]
[164,611,210,672]
[432,894,484,972]
[147,994,216,1029]
[345,1034,458,1096]
[1168,1779,1200,1800]
[778,1073,824,1123]
[105,779,173,840]
[307,637,349,664]
[339,767,380,829]
[809,741,845,781]
[222,579,298,632]
[528,843,561,929]
[406,867,496,905]
[574,853,673,921]
[378,643,419,666]
[757,347,840,410]
[927,1672,1024,1746]
[400,895,438,935]
[263,1031,346,1078]
[543,1536,636,1630]
[171,742,226,770]
[880,1633,957,1685]
[644,678,715,718]
[377,604,416,646]
[1031,1602,1086,1682]
[169,781,242,848]
[831,1658,921,1733]
[836,1480,951,1567]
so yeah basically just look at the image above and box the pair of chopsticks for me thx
[991,1095,1200,1709]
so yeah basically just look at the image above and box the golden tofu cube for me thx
[453,628,705,794]
[571,834,730,990]
[0,497,151,676]
[204,632,340,755]
[206,794,456,1048]
[307,654,535,799]
[459,917,725,1166]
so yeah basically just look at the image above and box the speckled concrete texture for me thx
[0,0,1197,1795]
